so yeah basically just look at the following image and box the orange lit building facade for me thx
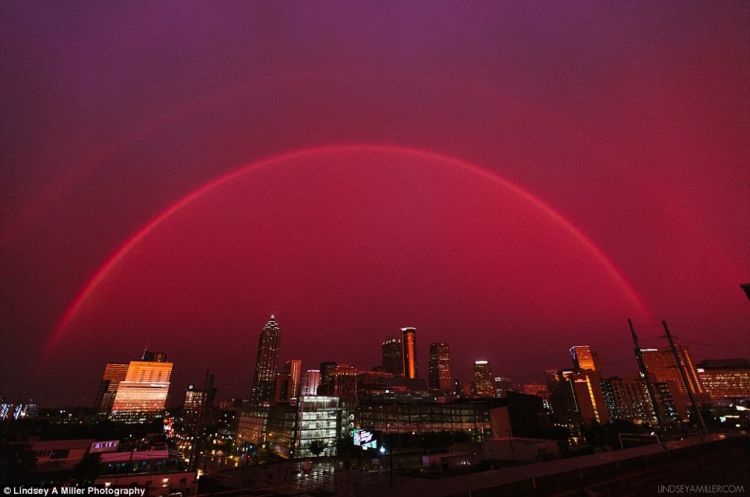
[401,327,417,379]
[110,358,173,423]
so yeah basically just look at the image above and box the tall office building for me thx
[551,369,609,426]
[382,336,404,375]
[273,373,292,403]
[95,363,129,413]
[641,346,704,417]
[319,362,338,389]
[109,351,173,423]
[327,364,358,404]
[303,370,321,396]
[569,345,602,373]
[401,327,418,379]
[473,360,495,398]
[284,360,302,400]
[250,315,281,403]
[427,343,451,391]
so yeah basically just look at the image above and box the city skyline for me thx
[1,2,748,409]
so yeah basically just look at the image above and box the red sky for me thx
[1,1,748,406]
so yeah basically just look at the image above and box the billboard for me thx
[352,429,378,450]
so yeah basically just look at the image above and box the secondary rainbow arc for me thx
[47,144,649,350]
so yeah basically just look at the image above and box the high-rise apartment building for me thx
[382,336,403,375]
[601,377,656,423]
[473,360,495,398]
[428,342,451,391]
[250,315,281,403]
[109,351,173,423]
[401,327,418,379]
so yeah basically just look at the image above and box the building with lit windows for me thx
[473,360,495,398]
[601,377,656,424]
[641,346,705,417]
[284,359,302,400]
[548,369,609,427]
[382,335,403,375]
[569,345,602,373]
[266,396,343,459]
[250,315,281,403]
[108,351,173,423]
[493,376,512,398]
[401,327,418,379]
[428,342,452,391]
[303,369,320,396]
[696,359,750,400]
[95,363,129,414]
[358,397,492,437]
[325,363,358,404]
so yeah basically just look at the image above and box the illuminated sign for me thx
[353,429,378,450]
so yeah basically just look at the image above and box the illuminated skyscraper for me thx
[569,345,602,373]
[303,369,321,396]
[641,346,704,417]
[95,363,129,414]
[250,315,281,403]
[553,369,609,425]
[401,327,418,379]
[428,343,452,391]
[473,360,495,398]
[284,360,302,400]
[382,336,403,375]
[109,351,173,423]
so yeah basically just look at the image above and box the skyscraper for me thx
[569,345,602,373]
[641,346,704,417]
[109,351,173,423]
[284,360,303,401]
[551,369,609,426]
[473,360,495,398]
[328,363,358,404]
[428,343,451,391]
[303,369,321,396]
[382,336,403,375]
[401,327,418,379]
[95,363,129,414]
[250,315,281,403]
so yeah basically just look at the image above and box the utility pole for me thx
[628,319,665,430]
[661,321,708,436]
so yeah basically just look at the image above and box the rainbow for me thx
[47,144,649,349]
